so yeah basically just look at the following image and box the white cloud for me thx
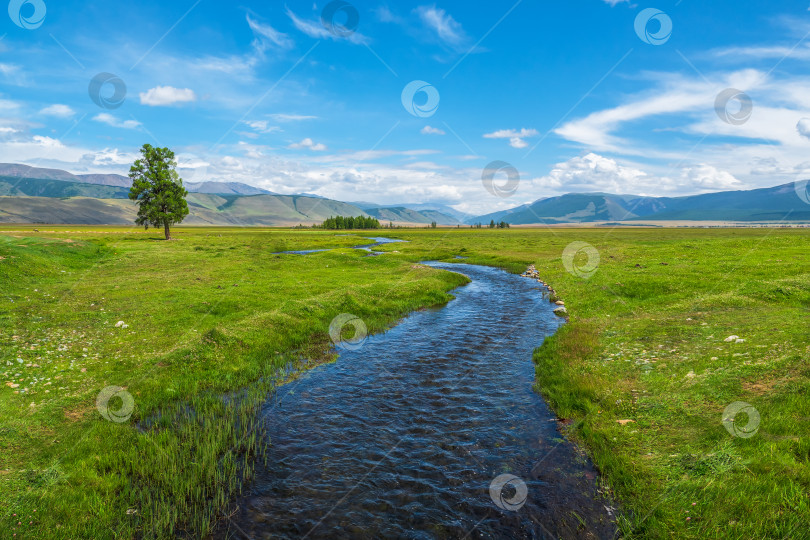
[712,43,810,62]
[0,63,20,77]
[237,141,274,159]
[533,153,651,193]
[246,14,294,50]
[321,148,438,162]
[285,8,369,45]
[87,148,136,166]
[421,125,445,135]
[405,161,449,170]
[139,86,197,106]
[288,137,326,151]
[374,6,400,23]
[483,128,538,149]
[39,104,75,118]
[549,65,810,192]
[244,120,280,134]
[269,113,317,122]
[553,69,783,154]
[531,153,743,196]
[0,96,21,112]
[183,14,288,78]
[92,113,141,130]
[0,135,88,164]
[415,6,469,50]
[677,163,744,191]
[32,135,63,148]
[797,118,810,139]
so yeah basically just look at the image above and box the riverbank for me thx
[0,229,468,538]
[2,227,808,538]
[217,261,614,538]
[383,228,810,539]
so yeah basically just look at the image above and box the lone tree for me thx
[128,144,189,240]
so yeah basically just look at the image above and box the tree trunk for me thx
[164,221,171,240]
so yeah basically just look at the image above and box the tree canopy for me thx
[320,215,381,230]
[128,144,189,240]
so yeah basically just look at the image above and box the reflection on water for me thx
[218,262,615,539]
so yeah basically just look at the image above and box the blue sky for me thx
[3,0,810,213]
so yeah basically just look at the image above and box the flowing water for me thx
[218,261,616,539]
[274,236,405,256]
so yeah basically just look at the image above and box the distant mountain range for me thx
[475,184,810,224]
[0,164,273,195]
[0,163,807,225]
[355,201,472,222]
[0,164,461,226]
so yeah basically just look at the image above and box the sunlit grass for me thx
[1,226,808,538]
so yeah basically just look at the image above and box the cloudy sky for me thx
[3,0,810,213]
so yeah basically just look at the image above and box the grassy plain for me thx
[1,225,808,539]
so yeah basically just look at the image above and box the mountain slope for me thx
[473,193,640,224]
[364,206,461,225]
[0,164,273,195]
[184,181,273,195]
[0,194,370,226]
[357,202,470,222]
[3,163,808,225]
[0,176,131,198]
[472,183,810,224]
[624,183,810,221]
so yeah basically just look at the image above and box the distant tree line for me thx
[470,220,510,229]
[319,215,382,229]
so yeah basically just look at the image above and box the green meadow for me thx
[1,226,808,538]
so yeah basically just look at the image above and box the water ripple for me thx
[219,262,616,539]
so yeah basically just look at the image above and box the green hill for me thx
[0,193,366,226]
[0,193,459,226]
[0,176,131,199]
